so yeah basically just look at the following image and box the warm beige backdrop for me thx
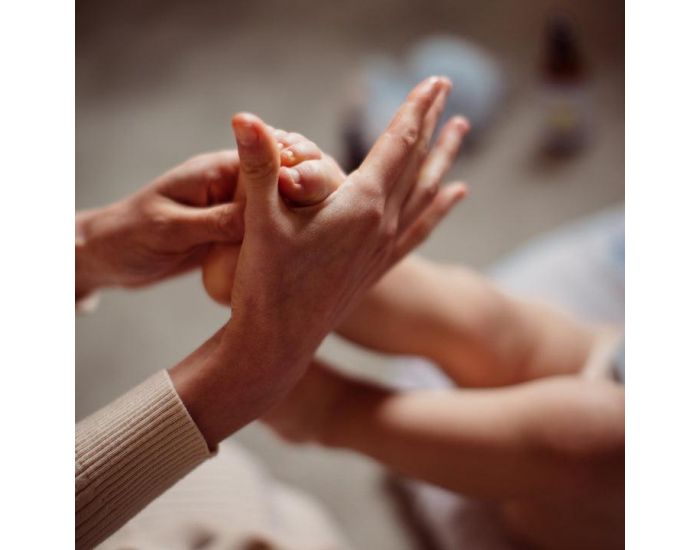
[76,1,623,547]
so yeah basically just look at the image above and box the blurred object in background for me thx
[77,2,624,547]
[341,35,504,171]
[539,13,591,156]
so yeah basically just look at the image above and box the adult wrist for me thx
[171,320,306,448]
[75,208,110,300]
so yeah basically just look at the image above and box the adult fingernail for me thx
[234,119,259,147]
[454,116,470,132]
[426,76,440,92]
[454,183,469,199]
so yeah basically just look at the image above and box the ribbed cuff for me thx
[75,370,212,549]
[75,291,100,315]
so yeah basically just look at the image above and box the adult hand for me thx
[75,151,244,299]
[202,130,345,304]
[171,76,470,446]
[201,81,470,307]
[229,76,464,339]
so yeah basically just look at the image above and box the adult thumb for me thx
[231,112,280,207]
[176,202,244,247]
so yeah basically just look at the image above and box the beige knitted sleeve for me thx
[75,370,213,549]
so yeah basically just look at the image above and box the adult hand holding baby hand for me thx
[74,129,341,303]
[75,77,470,547]
[227,76,466,338]
[173,76,469,446]
[202,77,470,307]
[202,129,346,304]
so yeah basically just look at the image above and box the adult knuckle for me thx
[400,125,420,149]
[226,209,245,239]
[354,175,383,201]
[203,167,221,183]
[141,198,165,224]
[365,186,386,206]
[150,212,176,241]
[424,179,440,200]
[213,207,233,236]
[417,138,430,159]
[358,199,383,228]
[244,157,277,180]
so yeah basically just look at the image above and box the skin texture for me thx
[77,77,469,448]
[202,130,346,305]
[264,257,624,550]
[168,76,472,446]
[201,86,470,307]
[337,256,602,386]
[75,77,472,545]
[75,150,246,300]
[76,129,349,304]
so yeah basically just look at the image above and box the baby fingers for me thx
[271,128,323,166]
[278,157,344,206]
[280,140,322,166]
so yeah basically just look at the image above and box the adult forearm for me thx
[169,314,316,447]
[168,324,268,447]
[75,208,107,300]
[76,316,311,546]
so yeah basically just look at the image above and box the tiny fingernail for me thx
[282,150,295,163]
[277,142,284,150]
[454,116,469,131]
[235,121,258,147]
[287,168,300,183]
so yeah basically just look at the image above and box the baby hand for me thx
[275,128,345,206]
[202,129,345,305]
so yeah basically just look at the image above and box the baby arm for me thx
[265,361,625,501]
[338,256,604,387]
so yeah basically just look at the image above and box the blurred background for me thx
[76,0,623,547]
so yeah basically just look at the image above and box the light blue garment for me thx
[612,339,625,384]
[490,206,624,324]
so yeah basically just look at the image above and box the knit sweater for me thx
[75,370,212,548]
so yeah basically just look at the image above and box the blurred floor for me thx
[76,1,623,548]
